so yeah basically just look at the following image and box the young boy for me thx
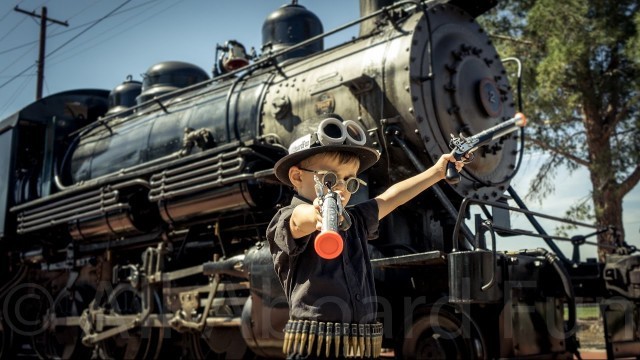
[267,117,465,359]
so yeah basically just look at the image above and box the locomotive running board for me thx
[370,250,445,268]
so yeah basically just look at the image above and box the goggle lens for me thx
[321,172,338,187]
[345,178,360,193]
[300,167,366,194]
[314,171,363,194]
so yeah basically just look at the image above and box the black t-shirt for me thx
[267,195,379,323]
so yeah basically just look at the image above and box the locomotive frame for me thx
[0,0,638,359]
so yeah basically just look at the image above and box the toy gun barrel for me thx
[445,113,527,184]
[314,192,343,259]
[470,112,527,146]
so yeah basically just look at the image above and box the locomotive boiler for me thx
[0,0,638,359]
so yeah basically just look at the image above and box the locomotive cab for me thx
[0,90,108,242]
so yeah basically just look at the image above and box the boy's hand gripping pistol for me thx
[313,176,348,259]
[445,112,527,184]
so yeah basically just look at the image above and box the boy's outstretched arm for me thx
[289,200,323,239]
[375,153,463,220]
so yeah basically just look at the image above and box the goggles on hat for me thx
[287,118,368,155]
[298,167,367,194]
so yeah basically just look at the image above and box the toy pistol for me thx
[445,112,527,184]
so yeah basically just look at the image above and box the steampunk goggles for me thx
[298,168,367,194]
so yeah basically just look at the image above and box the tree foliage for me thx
[478,0,640,260]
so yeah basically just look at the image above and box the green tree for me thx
[479,0,640,261]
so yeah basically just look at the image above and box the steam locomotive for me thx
[1,0,638,359]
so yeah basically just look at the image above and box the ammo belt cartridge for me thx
[283,320,382,358]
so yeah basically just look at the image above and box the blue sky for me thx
[0,0,638,257]
[0,0,359,115]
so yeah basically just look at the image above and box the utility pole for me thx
[14,6,68,100]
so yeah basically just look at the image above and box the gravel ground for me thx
[576,318,606,350]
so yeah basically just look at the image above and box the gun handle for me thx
[445,161,461,184]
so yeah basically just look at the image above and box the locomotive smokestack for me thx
[359,0,395,37]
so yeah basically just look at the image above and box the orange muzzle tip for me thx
[315,231,343,259]
[516,112,527,126]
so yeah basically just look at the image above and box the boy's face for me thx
[289,154,360,207]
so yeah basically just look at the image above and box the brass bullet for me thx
[350,324,358,357]
[317,322,325,358]
[293,320,302,356]
[343,323,350,357]
[300,320,310,356]
[358,324,365,358]
[326,322,334,358]
[283,321,291,355]
[308,320,317,356]
[365,324,371,358]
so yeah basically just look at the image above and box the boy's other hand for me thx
[313,197,323,231]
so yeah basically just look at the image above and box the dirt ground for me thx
[577,317,606,350]
[576,318,607,359]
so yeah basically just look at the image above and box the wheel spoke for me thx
[98,284,163,359]
[32,288,91,359]
[399,305,486,360]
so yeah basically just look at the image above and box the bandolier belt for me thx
[283,320,383,358]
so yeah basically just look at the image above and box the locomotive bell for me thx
[261,1,323,62]
[105,75,142,116]
[219,40,250,72]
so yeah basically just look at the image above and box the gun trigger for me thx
[462,152,475,164]
[339,211,352,231]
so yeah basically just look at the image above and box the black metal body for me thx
[0,1,637,359]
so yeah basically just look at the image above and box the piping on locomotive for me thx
[0,0,638,359]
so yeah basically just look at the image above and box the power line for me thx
[0,0,25,22]
[65,0,101,21]
[48,0,177,67]
[0,0,160,57]
[45,0,132,59]
[0,43,38,77]
[0,72,34,118]
[0,15,28,43]
[14,6,69,100]
[0,40,39,57]
[0,0,132,94]
[0,65,36,91]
